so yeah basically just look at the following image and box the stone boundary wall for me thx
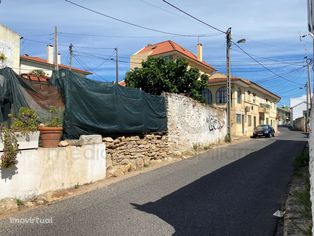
[308,109,314,235]
[165,93,227,152]
[104,134,170,177]
[104,93,227,177]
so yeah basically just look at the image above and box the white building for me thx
[20,45,90,77]
[0,24,20,71]
[290,95,308,126]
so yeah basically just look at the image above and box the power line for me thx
[59,31,222,38]
[64,0,205,37]
[72,55,112,82]
[232,42,304,85]
[161,0,226,34]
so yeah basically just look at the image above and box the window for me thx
[248,115,252,126]
[266,118,269,125]
[216,87,227,104]
[202,89,212,104]
[236,114,241,124]
[247,91,251,102]
[237,88,242,104]
[253,93,256,103]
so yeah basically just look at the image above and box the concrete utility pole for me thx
[115,48,118,84]
[54,26,59,71]
[306,59,312,107]
[226,27,232,141]
[69,43,73,71]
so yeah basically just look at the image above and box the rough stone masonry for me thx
[104,134,170,177]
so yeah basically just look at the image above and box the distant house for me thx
[207,73,280,137]
[277,106,290,126]
[290,95,308,123]
[130,40,216,77]
[0,24,90,78]
[20,45,91,78]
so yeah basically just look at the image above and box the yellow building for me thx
[130,40,216,76]
[206,75,280,137]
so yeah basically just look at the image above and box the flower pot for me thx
[38,127,63,148]
[0,131,40,151]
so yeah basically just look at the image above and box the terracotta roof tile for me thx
[136,40,216,71]
[20,55,91,75]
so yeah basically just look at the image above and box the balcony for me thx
[259,103,271,113]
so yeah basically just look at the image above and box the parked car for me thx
[252,125,275,138]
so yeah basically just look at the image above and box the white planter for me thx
[0,131,40,151]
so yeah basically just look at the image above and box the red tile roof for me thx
[20,55,91,75]
[208,77,280,101]
[118,80,126,86]
[135,40,216,71]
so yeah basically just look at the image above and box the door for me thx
[242,115,245,134]
[253,116,256,128]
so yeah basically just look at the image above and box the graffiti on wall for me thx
[207,116,224,131]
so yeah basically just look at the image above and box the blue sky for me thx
[0,0,310,106]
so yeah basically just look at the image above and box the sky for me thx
[0,0,311,106]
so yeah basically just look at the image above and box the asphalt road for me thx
[0,127,308,236]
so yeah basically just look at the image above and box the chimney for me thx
[47,45,54,64]
[197,43,203,62]
[57,53,61,65]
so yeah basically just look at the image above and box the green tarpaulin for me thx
[0,67,167,139]
[51,69,167,139]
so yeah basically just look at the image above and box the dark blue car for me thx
[252,125,275,138]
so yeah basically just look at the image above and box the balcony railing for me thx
[259,103,271,113]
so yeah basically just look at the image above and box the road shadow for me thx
[131,140,306,236]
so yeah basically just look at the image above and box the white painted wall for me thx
[0,24,20,73]
[290,95,307,121]
[165,93,227,152]
[0,143,106,200]
[309,108,314,235]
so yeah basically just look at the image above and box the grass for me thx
[74,183,80,189]
[16,198,24,207]
[294,147,309,176]
[292,146,312,235]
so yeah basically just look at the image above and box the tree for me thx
[125,57,209,102]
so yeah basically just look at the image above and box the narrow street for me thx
[0,127,307,236]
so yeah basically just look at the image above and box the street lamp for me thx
[226,28,246,142]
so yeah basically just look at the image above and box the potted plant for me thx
[0,126,19,168]
[38,107,63,148]
[0,107,40,151]
[0,107,39,168]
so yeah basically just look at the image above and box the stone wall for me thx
[165,93,227,152]
[104,134,170,177]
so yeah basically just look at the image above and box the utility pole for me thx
[307,60,312,108]
[226,27,232,141]
[69,43,73,71]
[115,48,118,84]
[54,26,59,71]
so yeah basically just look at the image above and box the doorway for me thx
[242,114,245,134]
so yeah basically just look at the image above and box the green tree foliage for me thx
[125,57,209,102]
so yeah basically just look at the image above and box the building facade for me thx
[277,106,290,126]
[0,24,20,71]
[207,75,280,137]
